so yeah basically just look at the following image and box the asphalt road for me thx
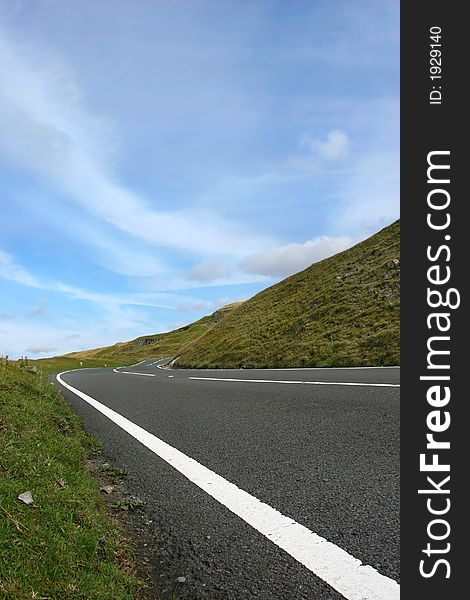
[55,359,400,600]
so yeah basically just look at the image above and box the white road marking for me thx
[56,370,399,600]
[114,359,150,371]
[117,370,156,377]
[189,377,399,388]
[130,359,151,367]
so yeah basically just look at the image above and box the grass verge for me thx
[0,359,145,599]
[26,357,132,378]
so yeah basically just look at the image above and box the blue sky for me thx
[0,0,399,359]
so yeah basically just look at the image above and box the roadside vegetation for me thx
[29,356,131,377]
[0,359,146,599]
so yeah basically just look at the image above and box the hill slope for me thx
[176,221,400,368]
[62,302,243,364]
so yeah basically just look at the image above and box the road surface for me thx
[55,359,400,600]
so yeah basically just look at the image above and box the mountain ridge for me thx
[60,220,399,368]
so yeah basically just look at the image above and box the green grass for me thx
[0,361,145,599]
[28,356,133,377]
[176,220,400,368]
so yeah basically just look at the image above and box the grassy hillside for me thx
[176,221,400,368]
[60,302,243,364]
[46,222,399,370]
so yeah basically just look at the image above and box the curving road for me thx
[55,359,400,600]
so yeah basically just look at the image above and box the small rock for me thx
[112,496,143,511]
[175,576,186,584]
[18,491,34,505]
[99,464,128,477]
[100,485,115,495]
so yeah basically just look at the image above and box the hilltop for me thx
[53,221,399,370]
[176,220,400,368]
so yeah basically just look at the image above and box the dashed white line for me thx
[116,370,156,377]
[56,370,399,600]
[189,377,399,388]
[120,359,150,368]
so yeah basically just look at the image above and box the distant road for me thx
[56,359,400,600]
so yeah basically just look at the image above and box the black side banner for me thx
[401,2,465,598]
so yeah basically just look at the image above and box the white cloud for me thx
[302,129,349,160]
[0,250,41,287]
[240,235,354,278]
[187,259,231,283]
[24,343,58,355]
[289,129,349,174]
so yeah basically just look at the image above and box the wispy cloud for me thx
[0,1,398,358]
[0,30,270,259]
[0,250,41,287]
[0,248,234,310]
[63,217,168,277]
